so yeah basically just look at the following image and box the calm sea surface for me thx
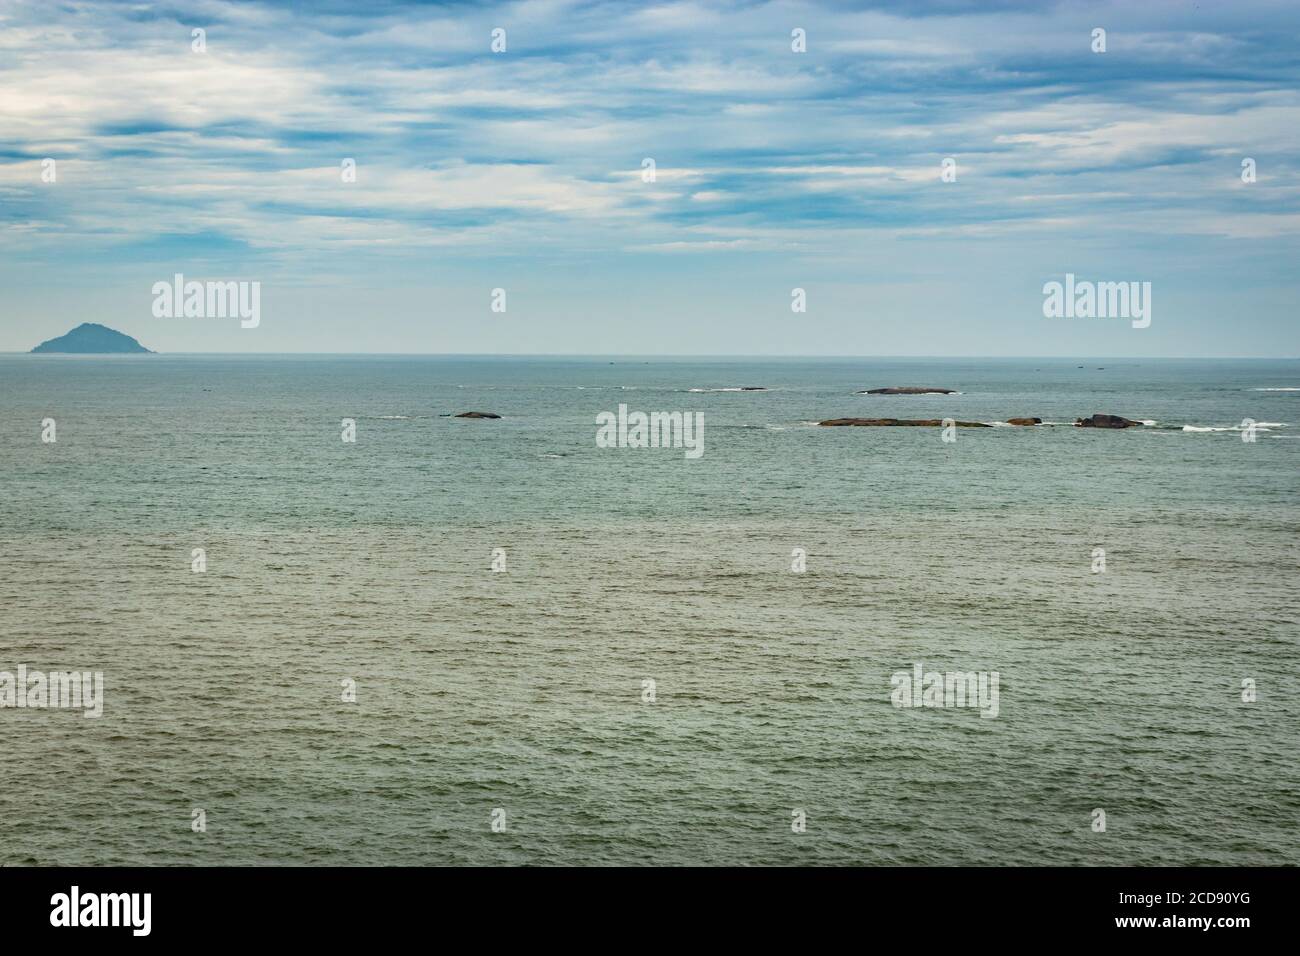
[1,355,1297,865]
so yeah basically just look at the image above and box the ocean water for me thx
[1,354,1297,866]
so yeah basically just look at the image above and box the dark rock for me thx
[454,411,501,419]
[1074,414,1141,429]
[31,323,152,354]
[1006,417,1042,426]
[856,386,956,395]
[819,418,990,427]
[739,386,767,391]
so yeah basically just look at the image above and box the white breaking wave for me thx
[1250,387,1300,391]
[1182,422,1287,432]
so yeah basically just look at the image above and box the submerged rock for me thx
[1006,417,1042,426]
[1074,414,1140,429]
[819,418,990,427]
[454,411,502,419]
[857,386,956,395]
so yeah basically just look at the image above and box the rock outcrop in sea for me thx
[856,386,956,395]
[1074,414,1141,428]
[454,411,502,419]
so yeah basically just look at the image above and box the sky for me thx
[1,0,1298,356]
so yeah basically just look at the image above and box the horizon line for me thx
[5,352,1299,361]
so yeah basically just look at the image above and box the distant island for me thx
[31,323,153,354]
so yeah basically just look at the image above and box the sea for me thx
[1,355,1296,865]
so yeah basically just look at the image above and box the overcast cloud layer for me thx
[2,0,1298,355]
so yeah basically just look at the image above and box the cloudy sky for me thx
[1,0,1298,355]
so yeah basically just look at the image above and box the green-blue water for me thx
[1,355,1297,865]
